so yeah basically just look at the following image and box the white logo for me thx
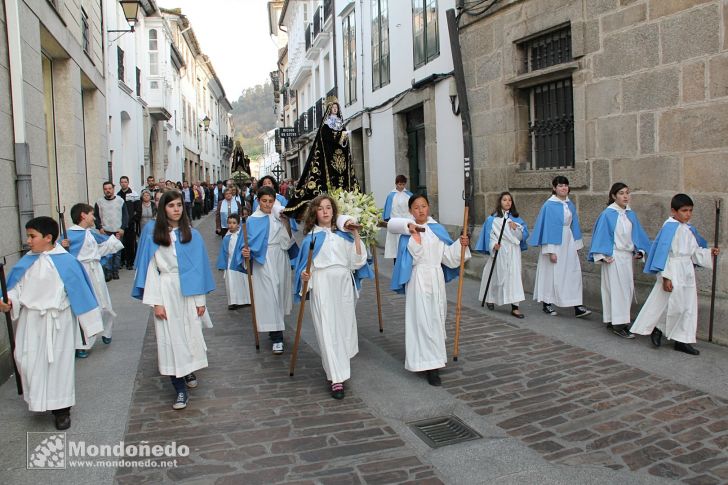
[27,432,66,469]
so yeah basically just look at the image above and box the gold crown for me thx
[325,95,339,105]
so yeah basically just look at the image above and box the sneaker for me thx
[172,392,188,410]
[426,369,442,386]
[272,342,284,355]
[543,304,557,316]
[612,325,635,339]
[184,373,198,389]
[574,306,592,318]
[102,336,112,344]
[75,350,89,359]
[331,382,345,400]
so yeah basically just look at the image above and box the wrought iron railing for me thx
[313,6,322,39]
[305,23,312,52]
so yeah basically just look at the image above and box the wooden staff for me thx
[242,222,259,350]
[289,236,316,377]
[370,242,384,333]
[709,199,721,342]
[0,259,22,395]
[481,213,510,307]
[453,206,469,362]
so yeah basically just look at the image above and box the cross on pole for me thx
[271,164,285,182]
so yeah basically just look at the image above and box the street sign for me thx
[279,127,298,138]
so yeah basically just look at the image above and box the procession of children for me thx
[0,172,720,431]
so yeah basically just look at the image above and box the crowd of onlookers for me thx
[92,175,298,281]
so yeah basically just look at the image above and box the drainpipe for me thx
[4,0,34,250]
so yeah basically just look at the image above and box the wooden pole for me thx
[0,260,22,394]
[371,242,384,333]
[453,206,469,362]
[709,199,721,342]
[289,237,316,377]
[242,223,260,350]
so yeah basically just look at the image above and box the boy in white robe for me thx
[216,213,251,309]
[631,194,718,355]
[388,194,470,386]
[383,175,413,259]
[1,216,102,430]
[66,203,124,357]
[238,187,294,354]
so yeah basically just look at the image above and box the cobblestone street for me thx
[115,216,728,484]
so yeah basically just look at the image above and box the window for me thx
[520,25,574,169]
[412,0,439,69]
[342,11,357,105]
[117,47,125,81]
[149,29,159,76]
[371,0,390,90]
[81,8,90,54]
[136,68,141,96]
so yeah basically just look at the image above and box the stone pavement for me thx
[1,213,728,484]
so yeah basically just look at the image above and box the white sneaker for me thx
[172,392,188,410]
[272,342,284,354]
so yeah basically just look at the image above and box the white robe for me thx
[631,219,713,343]
[384,190,411,259]
[249,208,293,332]
[592,205,637,326]
[9,246,103,411]
[307,225,368,383]
[142,231,210,377]
[478,214,525,306]
[70,225,124,349]
[533,196,584,307]
[224,231,250,306]
[388,217,471,372]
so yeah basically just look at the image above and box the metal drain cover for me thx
[409,415,482,448]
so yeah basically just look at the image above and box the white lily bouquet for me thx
[330,188,382,244]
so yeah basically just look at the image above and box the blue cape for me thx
[253,194,298,232]
[528,199,583,247]
[292,231,374,303]
[390,223,461,294]
[67,228,109,258]
[132,222,215,299]
[588,207,652,262]
[216,232,235,270]
[230,215,270,270]
[643,221,708,274]
[475,214,529,254]
[7,249,99,316]
[383,190,413,221]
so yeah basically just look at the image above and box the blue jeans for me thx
[103,252,121,273]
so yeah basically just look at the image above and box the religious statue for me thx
[283,97,361,218]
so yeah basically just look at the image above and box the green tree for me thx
[231,81,277,157]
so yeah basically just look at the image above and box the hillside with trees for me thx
[231,81,277,159]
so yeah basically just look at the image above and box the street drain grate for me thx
[408,415,482,448]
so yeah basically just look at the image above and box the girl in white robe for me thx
[388,194,470,386]
[383,175,413,259]
[297,195,368,399]
[529,176,591,318]
[477,192,529,318]
[219,215,250,308]
[588,183,651,339]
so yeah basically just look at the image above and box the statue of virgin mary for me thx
[283,97,361,218]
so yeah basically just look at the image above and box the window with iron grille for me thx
[412,0,439,69]
[372,0,390,90]
[117,47,125,81]
[81,9,90,54]
[342,11,357,106]
[520,25,574,169]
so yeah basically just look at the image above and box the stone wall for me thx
[459,0,728,344]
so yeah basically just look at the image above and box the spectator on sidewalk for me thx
[132,190,215,410]
[216,188,243,237]
[213,180,225,209]
[117,176,139,270]
[94,181,127,281]
[192,182,204,220]
[181,181,193,219]
[136,189,157,233]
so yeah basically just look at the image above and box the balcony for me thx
[305,22,321,61]
[324,0,333,31]
[311,6,331,51]
[146,77,172,121]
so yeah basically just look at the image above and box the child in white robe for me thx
[66,203,124,357]
[630,193,718,355]
[529,175,591,318]
[216,213,250,309]
[588,183,651,339]
[1,216,102,430]
[239,186,294,354]
[383,175,413,259]
[388,194,470,386]
[476,192,529,318]
[296,195,369,399]
[133,190,215,410]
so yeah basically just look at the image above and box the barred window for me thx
[117,47,125,81]
[371,0,390,90]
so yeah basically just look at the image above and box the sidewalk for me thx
[1,213,727,484]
